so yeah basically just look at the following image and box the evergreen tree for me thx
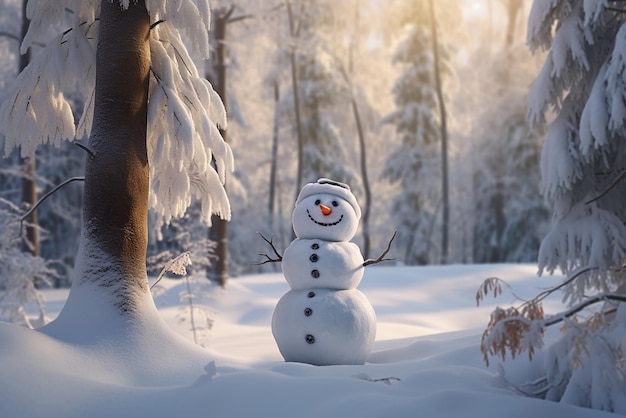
[471,81,549,262]
[481,2,626,412]
[471,0,549,263]
[0,0,231,372]
[382,4,444,265]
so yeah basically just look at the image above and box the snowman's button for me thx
[311,269,320,278]
[311,243,319,250]
[310,253,319,262]
[305,334,315,344]
[304,308,313,316]
[307,291,315,298]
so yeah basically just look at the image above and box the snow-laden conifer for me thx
[481,1,626,412]
[382,14,443,265]
[0,0,227,384]
[0,0,232,230]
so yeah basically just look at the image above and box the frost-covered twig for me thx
[150,251,192,289]
[363,230,396,266]
[0,204,58,328]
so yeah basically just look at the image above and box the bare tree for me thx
[285,0,304,209]
[427,0,449,264]
[206,6,235,287]
[268,80,280,231]
[17,0,39,260]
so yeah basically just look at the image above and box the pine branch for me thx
[363,230,396,266]
[543,293,626,327]
[255,232,283,264]
[477,266,598,309]
[485,292,626,351]
[586,170,626,204]
[534,266,598,303]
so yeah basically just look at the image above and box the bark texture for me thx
[79,0,151,311]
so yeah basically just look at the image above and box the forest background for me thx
[0,0,546,286]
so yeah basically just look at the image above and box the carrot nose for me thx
[319,204,332,216]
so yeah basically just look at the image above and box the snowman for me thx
[260,178,393,366]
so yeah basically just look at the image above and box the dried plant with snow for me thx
[0,198,57,328]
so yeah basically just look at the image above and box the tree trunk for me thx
[347,0,372,259]
[268,80,280,232]
[41,2,215,381]
[286,0,304,220]
[504,0,523,48]
[207,7,233,287]
[75,0,151,311]
[353,96,371,258]
[487,0,523,263]
[19,0,39,260]
[428,0,449,265]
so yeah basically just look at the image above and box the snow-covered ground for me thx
[0,264,618,417]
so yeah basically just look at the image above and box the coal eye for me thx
[315,199,321,205]
[332,201,338,207]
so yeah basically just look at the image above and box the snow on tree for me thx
[480,1,626,412]
[0,1,21,94]
[382,3,446,265]
[0,197,57,327]
[0,0,233,230]
[0,0,231,381]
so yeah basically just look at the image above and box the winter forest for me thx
[1,0,626,416]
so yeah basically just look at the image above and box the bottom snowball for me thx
[271,288,376,366]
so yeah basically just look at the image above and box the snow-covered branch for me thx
[543,292,626,327]
[0,0,233,232]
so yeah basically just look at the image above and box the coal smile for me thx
[306,209,343,226]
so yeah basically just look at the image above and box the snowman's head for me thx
[292,178,361,241]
